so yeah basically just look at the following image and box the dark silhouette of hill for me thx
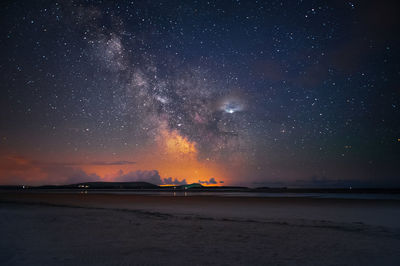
[50,181,158,189]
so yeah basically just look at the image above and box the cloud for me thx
[0,155,199,186]
[198,177,218,185]
[51,168,100,185]
[113,170,187,185]
[34,160,136,166]
[114,170,162,184]
[162,177,187,185]
[90,161,136,165]
[0,155,101,185]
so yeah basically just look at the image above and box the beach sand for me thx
[1,192,400,265]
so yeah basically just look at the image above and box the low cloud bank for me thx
[34,160,136,166]
[198,178,218,185]
[162,177,187,185]
[113,170,186,185]
[0,155,185,186]
[0,155,101,185]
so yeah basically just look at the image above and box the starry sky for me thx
[0,0,399,187]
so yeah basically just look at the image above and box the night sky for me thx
[1,0,399,187]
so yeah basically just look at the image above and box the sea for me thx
[12,189,400,200]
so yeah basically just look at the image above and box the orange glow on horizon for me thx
[76,126,229,185]
[0,126,230,185]
[150,126,227,184]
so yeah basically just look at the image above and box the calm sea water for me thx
[22,189,400,200]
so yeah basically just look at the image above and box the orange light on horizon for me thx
[76,126,229,185]
[143,126,228,184]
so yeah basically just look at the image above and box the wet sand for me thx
[1,192,400,265]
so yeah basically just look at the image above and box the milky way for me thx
[0,0,399,187]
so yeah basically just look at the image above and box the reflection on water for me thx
[19,189,400,200]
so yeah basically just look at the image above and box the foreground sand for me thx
[1,192,400,265]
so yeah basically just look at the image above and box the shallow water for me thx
[12,189,400,200]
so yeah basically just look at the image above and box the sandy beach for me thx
[1,192,400,265]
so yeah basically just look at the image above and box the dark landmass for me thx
[0,182,399,194]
